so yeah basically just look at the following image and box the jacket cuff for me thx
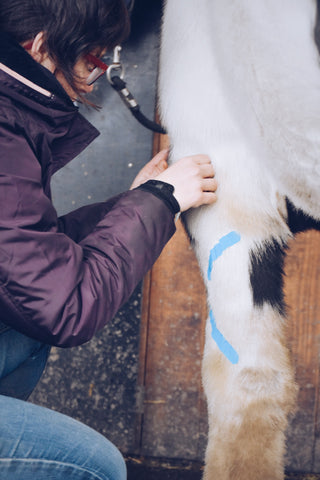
[136,180,180,215]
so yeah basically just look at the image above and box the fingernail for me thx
[161,160,168,169]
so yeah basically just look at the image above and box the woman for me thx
[0,1,217,478]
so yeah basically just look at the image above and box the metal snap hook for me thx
[107,46,125,85]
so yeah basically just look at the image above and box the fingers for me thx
[192,154,212,165]
[129,149,169,189]
[148,152,218,211]
[143,148,169,177]
[150,148,169,168]
[200,191,217,205]
[199,163,215,178]
[182,155,217,208]
[176,154,214,176]
[201,177,218,192]
[189,154,215,173]
[193,178,217,208]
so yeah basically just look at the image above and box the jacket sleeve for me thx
[0,122,176,347]
[57,194,126,243]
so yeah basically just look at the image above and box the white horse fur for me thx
[159,1,320,479]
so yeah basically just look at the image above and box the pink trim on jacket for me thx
[0,62,51,97]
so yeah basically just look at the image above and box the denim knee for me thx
[0,334,50,400]
[0,395,127,480]
[85,434,127,480]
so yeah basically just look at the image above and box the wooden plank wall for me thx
[285,230,320,471]
[135,132,320,473]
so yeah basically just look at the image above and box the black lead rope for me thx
[110,75,167,135]
[106,46,167,135]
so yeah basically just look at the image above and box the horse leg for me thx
[184,207,297,480]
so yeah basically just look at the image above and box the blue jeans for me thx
[0,322,127,480]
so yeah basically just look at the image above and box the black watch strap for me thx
[137,180,180,214]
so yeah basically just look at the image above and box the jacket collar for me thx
[0,31,100,174]
[0,31,73,105]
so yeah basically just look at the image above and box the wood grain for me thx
[285,230,320,472]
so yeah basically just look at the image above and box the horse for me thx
[159,1,320,478]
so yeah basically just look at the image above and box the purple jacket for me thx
[0,32,176,347]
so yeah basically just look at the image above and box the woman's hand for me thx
[153,154,217,212]
[130,149,169,189]
[131,150,217,212]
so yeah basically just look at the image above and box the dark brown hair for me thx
[0,0,130,100]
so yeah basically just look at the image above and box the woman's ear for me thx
[29,31,56,73]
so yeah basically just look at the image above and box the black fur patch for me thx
[286,199,320,234]
[249,239,287,316]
